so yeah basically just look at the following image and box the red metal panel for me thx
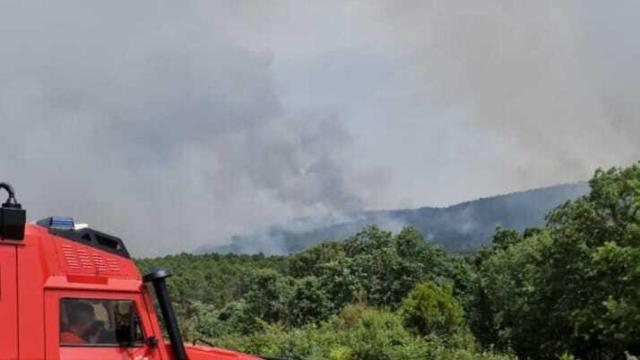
[141,288,172,360]
[185,345,264,360]
[17,230,46,359]
[0,244,18,359]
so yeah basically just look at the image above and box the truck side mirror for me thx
[146,336,159,349]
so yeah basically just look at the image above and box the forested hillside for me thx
[207,183,588,255]
[137,165,640,359]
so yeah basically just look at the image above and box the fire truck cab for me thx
[0,183,262,360]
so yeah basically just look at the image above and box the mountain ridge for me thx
[199,182,589,255]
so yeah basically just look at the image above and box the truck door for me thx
[0,245,18,359]
[45,291,164,360]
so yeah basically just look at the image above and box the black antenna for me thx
[0,182,21,208]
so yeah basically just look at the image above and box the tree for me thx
[243,269,295,324]
[401,281,464,338]
[542,165,640,358]
[473,164,640,359]
[472,231,553,356]
[287,276,333,326]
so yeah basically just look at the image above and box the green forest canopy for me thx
[137,164,640,360]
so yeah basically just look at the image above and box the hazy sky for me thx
[1,1,638,255]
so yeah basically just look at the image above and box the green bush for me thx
[401,281,465,338]
[214,304,513,360]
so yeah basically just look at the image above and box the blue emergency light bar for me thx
[37,216,75,230]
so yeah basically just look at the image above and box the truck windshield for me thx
[60,298,144,347]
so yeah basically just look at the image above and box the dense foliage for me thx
[472,165,640,359]
[137,164,640,359]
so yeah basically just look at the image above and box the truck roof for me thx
[21,222,142,292]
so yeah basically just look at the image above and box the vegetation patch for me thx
[138,164,640,360]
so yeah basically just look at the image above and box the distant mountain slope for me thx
[202,183,589,255]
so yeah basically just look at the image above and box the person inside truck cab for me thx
[60,302,97,344]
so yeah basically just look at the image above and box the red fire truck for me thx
[0,182,268,360]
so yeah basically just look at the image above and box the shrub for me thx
[401,281,465,338]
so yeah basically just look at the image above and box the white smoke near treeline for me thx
[0,1,638,255]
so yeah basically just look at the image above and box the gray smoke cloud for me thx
[0,1,638,255]
[0,1,366,256]
[355,0,640,190]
